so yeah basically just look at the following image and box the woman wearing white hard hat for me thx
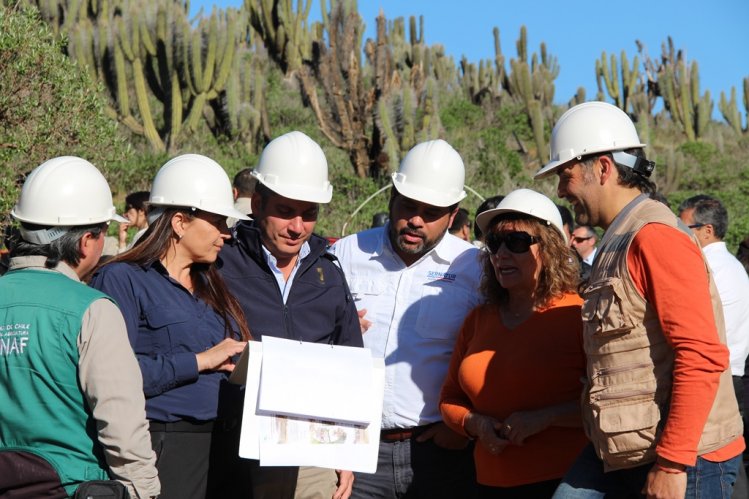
[90,154,251,499]
[440,188,587,497]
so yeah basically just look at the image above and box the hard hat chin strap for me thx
[19,226,71,245]
[611,151,655,178]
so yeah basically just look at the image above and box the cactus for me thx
[298,0,373,177]
[659,147,684,195]
[595,50,639,114]
[246,0,312,75]
[719,83,748,135]
[658,48,712,141]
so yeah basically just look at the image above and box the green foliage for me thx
[0,4,127,232]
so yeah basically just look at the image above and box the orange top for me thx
[628,223,744,465]
[440,293,588,487]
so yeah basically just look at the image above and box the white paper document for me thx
[237,339,384,473]
[258,336,374,424]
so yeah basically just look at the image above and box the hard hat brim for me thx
[391,177,466,208]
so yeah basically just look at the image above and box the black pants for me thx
[150,421,213,499]
[205,417,299,499]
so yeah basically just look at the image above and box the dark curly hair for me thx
[480,213,581,309]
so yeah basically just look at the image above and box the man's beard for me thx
[389,224,443,257]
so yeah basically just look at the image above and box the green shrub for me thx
[0,5,127,236]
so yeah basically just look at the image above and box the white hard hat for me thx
[475,188,567,244]
[391,139,467,207]
[252,131,332,203]
[535,101,646,179]
[148,154,250,221]
[12,156,126,244]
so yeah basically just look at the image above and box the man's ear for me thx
[446,205,460,228]
[598,155,615,185]
[78,230,100,258]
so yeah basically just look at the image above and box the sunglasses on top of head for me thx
[485,231,539,254]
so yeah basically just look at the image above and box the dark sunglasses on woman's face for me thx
[486,231,539,254]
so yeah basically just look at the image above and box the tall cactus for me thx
[595,50,639,114]
[654,37,712,141]
[298,0,374,177]
[247,0,311,75]
[22,0,261,151]
[505,26,557,161]
[659,58,712,141]
[719,78,748,135]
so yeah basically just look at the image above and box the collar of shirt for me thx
[9,255,80,282]
[261,240,311,303]
[702,241,728,257]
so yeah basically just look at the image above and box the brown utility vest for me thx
[580,195,742,471]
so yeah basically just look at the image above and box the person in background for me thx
[228,167,256,227]
[678,195,749,498]
[371,211,389,228]
[569,225,597,282]
[569,225,597,267]
[218,131,362,499]
[0,156,159,498]
[332,139,483,498]
[118,190,150,251]
[536,101,743,498]
[441,188,587,499]
[473,195,505,247]
[449,207,472,242]
[90,154,251,499]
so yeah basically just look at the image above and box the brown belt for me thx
[380,423,435,442]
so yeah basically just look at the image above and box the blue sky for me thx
[193,0,748,119]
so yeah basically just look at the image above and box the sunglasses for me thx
[486,231,538,254]
[571,236,593,243]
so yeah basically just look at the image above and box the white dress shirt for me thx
[702,241,749,376]
[331,226,483,429]
[583,246,597,266]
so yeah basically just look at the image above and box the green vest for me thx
[0,269,112,496]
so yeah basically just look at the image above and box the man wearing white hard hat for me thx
[218,131,363,499]
[332,139,483,498]
[535,101,743,498]
[0,157,160,498]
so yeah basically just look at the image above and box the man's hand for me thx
[643,460,687,499]
[415,422,470,450]
[357,309,372,334]
[332,469,354,499]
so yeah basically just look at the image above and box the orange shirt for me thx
[628,223,744,465]
[440,293,588,487]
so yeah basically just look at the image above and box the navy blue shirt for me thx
[90,261,238,422]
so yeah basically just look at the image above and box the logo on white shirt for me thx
[426,271,456,282]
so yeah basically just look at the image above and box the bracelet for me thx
[654,462,686,474]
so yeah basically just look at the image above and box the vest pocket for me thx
[591,391,661,456]
[582,277,634,337]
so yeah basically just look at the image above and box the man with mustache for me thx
[331,139,483,498]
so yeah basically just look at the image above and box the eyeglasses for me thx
[688,223,705,229]
[571,236,593,244]
[486,231,538,254]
